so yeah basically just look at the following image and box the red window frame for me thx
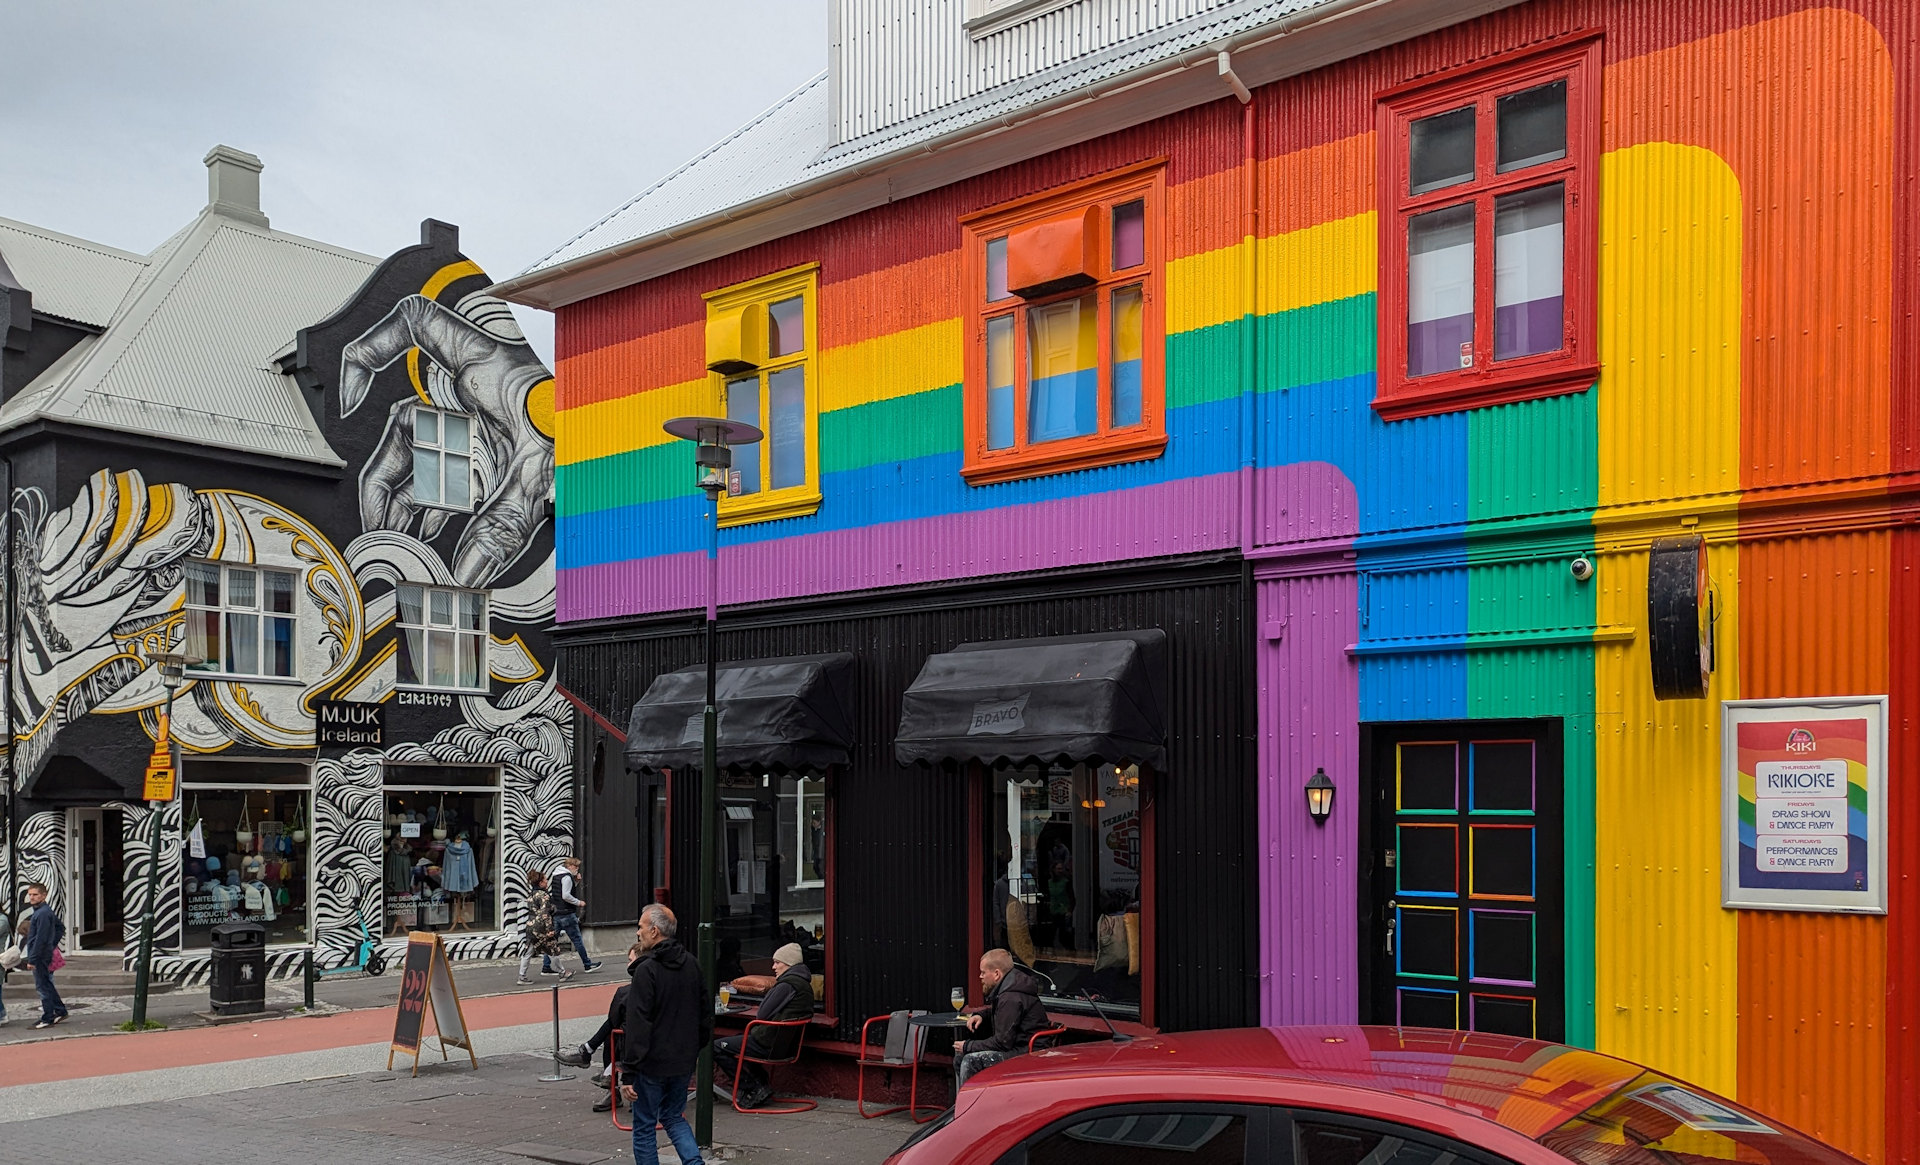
[1374,34,1602,421]
[959,160,1169,485]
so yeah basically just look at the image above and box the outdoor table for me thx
[908,1013,973,1030]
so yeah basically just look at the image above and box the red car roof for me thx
[975,1025,1646,1139]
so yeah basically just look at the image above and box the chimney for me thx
[204,145,268,227]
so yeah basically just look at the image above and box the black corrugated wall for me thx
[558,553,1254,1038]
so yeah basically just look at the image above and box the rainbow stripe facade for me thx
[548,2,1917,1157]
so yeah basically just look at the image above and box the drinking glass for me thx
[719,982,732,1008]
[950,987,965,1012]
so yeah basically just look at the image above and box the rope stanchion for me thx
[538,983,576,1083]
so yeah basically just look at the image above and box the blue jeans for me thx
[552,912,593,967]
[33,963,66,1022]
[631,1071,702,1165]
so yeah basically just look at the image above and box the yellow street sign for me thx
[143,761,175,801]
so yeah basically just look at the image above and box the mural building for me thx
[0,146,568,982]
[497,0,1916,1159]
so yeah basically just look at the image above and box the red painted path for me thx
[0,983,620,1089]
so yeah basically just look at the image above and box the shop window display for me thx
[181,785,312,949]
[714,772,827,1009]
[986,763,1143,1016]
[382,767,499,936]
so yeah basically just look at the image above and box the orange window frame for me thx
[1373,34,1602,421]
[960,160,1169,485]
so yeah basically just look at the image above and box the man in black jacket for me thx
[955,948,1050,1086]
[618,904,708,1165]
[712,941,813,1108]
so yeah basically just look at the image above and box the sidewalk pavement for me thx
[0,1045,914,1164]
[0,954,595,1044]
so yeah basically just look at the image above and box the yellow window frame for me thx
[703,262,822,527]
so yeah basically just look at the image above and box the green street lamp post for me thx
[661,415,761,1146]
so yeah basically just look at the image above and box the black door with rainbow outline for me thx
[1364,720,1564,1042]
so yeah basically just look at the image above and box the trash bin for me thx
[209,921,267,1016]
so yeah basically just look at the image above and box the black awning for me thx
[894,630,1166,770]
[23,753,137,805]
[625,653,856,775]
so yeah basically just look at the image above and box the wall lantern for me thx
[1305,767,1335,826]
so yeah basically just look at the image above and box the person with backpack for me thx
[547,857,601,973]
[22,882,68,1029]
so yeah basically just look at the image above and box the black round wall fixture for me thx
[1648,534,1714,700]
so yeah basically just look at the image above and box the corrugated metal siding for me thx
[1257,569,1359,1024]
[1737,529,1889,1162]
[560,556,1254,1039]
[1589,534,1741,1096]
[1890,526,1919,1158]
[579,723,646,926]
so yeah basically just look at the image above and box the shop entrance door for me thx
[1363,720,1564,1042]
[68,807,125,948]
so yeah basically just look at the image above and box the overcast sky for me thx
[0,1,829,364]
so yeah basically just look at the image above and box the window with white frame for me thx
[185,562,298,678]
[395,584,488,692]
[413,406,474,511]
[783,776,826,890]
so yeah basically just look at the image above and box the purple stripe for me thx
[558,473,1241,621]
[1256,549,1361,1025]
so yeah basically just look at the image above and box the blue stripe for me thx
[559,394,1241,569]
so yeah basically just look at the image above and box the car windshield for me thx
[1539,1071,1862,1164]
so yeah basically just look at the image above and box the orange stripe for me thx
[1260,131,1374,239]
[818,249,962,350]
[1607,7,1894,493]
[557,319,702,411]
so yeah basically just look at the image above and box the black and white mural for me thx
[3,221,568,978]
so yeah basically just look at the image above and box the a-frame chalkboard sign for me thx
[388,931,478,1075]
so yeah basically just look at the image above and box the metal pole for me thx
[539,982,576,1082]
[694,489,720,1146]
[130,682,173,1028]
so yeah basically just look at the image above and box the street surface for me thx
[0,962,907,1164]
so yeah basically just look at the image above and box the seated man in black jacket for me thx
[955,948,1050,1086]
[712,942,813,1108]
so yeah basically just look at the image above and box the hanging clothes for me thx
[384,845,413,895]
[441,838,480,893]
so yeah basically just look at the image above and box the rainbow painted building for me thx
[496,1,1917,1156]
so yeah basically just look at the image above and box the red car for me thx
[888,1026,1861,1165]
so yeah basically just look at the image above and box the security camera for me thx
[1569,556,1594,582]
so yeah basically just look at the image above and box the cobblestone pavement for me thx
[0,1048,913,1165]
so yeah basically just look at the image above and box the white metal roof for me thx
[500,0,1519,307]
[0,205,379,464]
[0,216,147,328]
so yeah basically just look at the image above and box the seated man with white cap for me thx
[711,942,814,1109]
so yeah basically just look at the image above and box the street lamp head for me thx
[145,651,205,691]
[663,415,763,497]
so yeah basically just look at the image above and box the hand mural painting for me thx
[342,291,554,589]
[1,224,568,977]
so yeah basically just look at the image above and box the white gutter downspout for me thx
[1226,48,1259,585]
[493,0,1404,305]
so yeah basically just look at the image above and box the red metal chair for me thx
[1028,1025,1068,1053]
[733,1017,817,1114]
[604,1029,673,1135]
[857,1011,940,1120]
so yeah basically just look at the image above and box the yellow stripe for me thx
[1256,212,1376,317]
[818,318,963,413]
[1166,243,1247,334]
[557,377,716,466]
[1591,143,1743,1094]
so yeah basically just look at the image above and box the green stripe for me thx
[1464,387,1600,1049]
[557,385,963,516]
[1260,293,1376,393]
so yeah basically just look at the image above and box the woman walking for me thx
[518,868,575,983]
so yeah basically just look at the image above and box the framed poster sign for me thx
[1722,696,1886,914]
